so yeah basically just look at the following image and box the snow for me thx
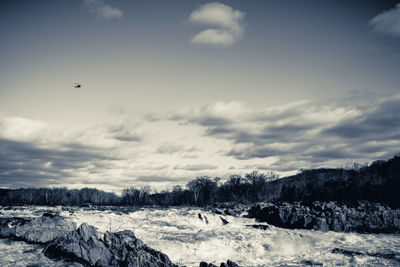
[1,206,400,266]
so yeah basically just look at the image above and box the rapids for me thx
[1,206,399,266]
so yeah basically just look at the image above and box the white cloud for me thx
[83,0,123,20]
[369,3,400,37]
[191,29,235,46]
[0,116,48,142]
[188,2,245,46]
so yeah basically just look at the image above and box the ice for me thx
[1,206,400,266]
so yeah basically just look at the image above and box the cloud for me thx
[2,94,399,189]
[322,97,400,140]
[0,115,139,188]
[174,164,218,171]
[135,175,185,183]
[83,0,123,20]
[188,2,245,46]
[170,101,247,126]
[169,96,400,171]
[157,142,198,155]
[0,138,116,188]
[108,105,126,115]
[0,113,220,189]
[369,3,400,37]
[106,120,144,142]
[240,164,273,171]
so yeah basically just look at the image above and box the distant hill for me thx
[264,154,400,207]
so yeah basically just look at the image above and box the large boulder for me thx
[0,213,76,244]
[44,222,178,267]
[103,230,176,266]
[44,223,112,266]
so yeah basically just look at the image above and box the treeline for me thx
[0,171,279,207]
[1,154,399,207]
[276,154,400,207]
[0,187,120,206]
[123,171,279,206]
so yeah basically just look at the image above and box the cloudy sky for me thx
[1,0,400,192]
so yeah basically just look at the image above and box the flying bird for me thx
[74,83,81,88]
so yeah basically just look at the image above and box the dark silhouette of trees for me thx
[186,176,218,206]
[0,187,119,206]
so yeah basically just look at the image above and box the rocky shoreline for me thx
[246,201,400,233]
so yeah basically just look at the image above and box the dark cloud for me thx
[0,138,115,188]
[322,98,400,140]
[170,114,231,127]
[171,97,400,171]
[174,164,218,171]
[227,146,292,160]
[369,3,400,37]
[310,149,354,160]
[114,135,142,142]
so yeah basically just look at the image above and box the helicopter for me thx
[74,83,81,88]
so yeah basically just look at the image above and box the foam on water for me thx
[1,206,400,266]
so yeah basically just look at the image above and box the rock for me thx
[331,248,364,257]
[198,213,209,224]
[0,217,30,238]
[77,223,98,242]
[247,201,400,234]
[300,259,323,265]
[42,212,57,218]
[1,214,178,266]
[200,262,217,267]
[44,223,111,266]
[103,230,176,266]
[45,223,178,267]
[0,215,76,244]
[210,202,249,217]
[220,260,240,267]
[246,224,269,230]
[220,216,229,225]
[200,260,241,267]
[212,209,223,215]
[15,215,76,244]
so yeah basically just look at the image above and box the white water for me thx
[1,206,400,266]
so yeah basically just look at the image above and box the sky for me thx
[0,0,400,192]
